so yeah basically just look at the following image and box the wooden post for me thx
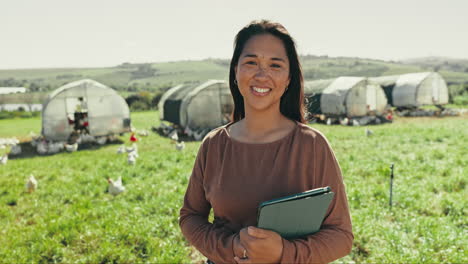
[389,163,394,208]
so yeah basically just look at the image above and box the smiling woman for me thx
[235,34,291,118]
[179,20,353,264]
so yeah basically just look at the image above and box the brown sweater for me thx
[179,122,353,264]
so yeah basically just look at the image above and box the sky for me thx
[1,0,467,69]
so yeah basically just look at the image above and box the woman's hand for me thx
[234,226,283,264]
[233,232,247,260]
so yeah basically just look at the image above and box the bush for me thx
[453,94,468,106]
[0,111,40,119]
[130,101,150,111]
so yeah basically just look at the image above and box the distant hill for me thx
[400,56,468,75]
[1,56,467,95]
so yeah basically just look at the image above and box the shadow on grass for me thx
[9,139,125,160]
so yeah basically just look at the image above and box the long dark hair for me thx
[229,20,306,123]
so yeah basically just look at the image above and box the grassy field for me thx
[0,112,467,263]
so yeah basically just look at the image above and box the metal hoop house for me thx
[42,79,131,141]
[158,80,233,131]
[305,77,387,117]
[370,72,448,107]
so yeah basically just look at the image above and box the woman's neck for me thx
[231,109,295,143]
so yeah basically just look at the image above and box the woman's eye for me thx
[271,64,281,68]
[245,61,256,65]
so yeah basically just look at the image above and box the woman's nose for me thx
[254,66,269,78]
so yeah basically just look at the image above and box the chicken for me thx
[117,145,125,154]
[365,128,374,137]
[127,152,137,165]
[137,130,149,137]
[47,141,64,154]
[96,136,107,145]
[25,175,38,193]
[184,127,193,137]
[37,140,48,155]
[30,137,41,147]
[0,154,8,165]
[352,119,360,126]
[326,118,332,126]
[65,142,78,152]
[125,143,138,156]
[10,144,22,155]
[107,134,117,142]
[108,177,125,196]
[193,130,206,141]
[176,141,185,151]
[339,117,349,126]
[78,134,95,144]
[169,130,179,142]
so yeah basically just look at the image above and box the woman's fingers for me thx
[247,226,272,239]
[234,256,250,264]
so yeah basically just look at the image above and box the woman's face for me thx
[235,33,290,115]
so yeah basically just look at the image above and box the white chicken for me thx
[78,134,95,144]
[127,152,137,165]
[117,145,125,154]
[365,128,374,137]
[169,130,179,142]
[193,130,206,141]
[352,119,360,126]
[107,134,117,142]
[125,143,138,154]
[25,175,38,193]
[30,137,41,147]
[326,118,332,126]
[0,154,8,165]
[47,141,64,154]
[96,137,107,145]
[37,140,48,155]
[339,117,349,126]
[137,130,149,137]
[108,177,125,196]
[184,127,193,137]
[10,144,22,155]
[65,142,78,152]
[176,141,185,151]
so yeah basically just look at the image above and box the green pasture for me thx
[0,112,466,263]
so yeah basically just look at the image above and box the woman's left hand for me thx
[234,226,283,264]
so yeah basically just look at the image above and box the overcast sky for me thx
[1,0,467,69]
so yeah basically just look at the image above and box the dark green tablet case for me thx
[257,187,334,239]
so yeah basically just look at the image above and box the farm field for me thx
[0,112,467,263]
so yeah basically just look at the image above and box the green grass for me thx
[0,112,467,263]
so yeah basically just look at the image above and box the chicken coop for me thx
[369,72,449,108]
[42,79,131,141]
[304,77,388,117]
[158,80,233,137]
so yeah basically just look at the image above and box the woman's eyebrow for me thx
[242,54,258,58]
[271,57,286,62]
[242,54,286,62]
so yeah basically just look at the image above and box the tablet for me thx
[257,186,334,239]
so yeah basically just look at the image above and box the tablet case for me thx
[257,187,334,239]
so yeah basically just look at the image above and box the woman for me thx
[179,20,353,264]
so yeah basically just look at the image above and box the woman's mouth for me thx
[251,86,271,96]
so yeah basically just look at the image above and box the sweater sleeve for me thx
[280,133,354,264]
[179,139,237,264]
